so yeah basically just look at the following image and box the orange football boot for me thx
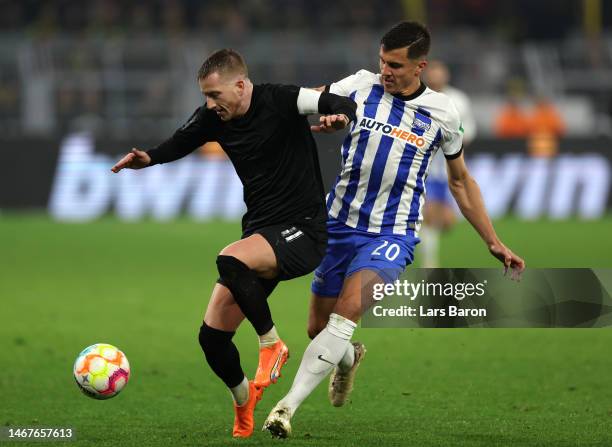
[232,380,263,438]
[254,340,289,388]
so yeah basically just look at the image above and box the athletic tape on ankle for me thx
[327,313,356,340]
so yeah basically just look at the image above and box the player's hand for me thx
[111,148,151,173]
[488,241,525,281]
[311,114,350,133]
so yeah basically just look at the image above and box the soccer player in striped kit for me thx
[264,21,525,437]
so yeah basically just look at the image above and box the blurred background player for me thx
[421,60,477,268]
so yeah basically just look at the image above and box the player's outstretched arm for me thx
[111,148,151,173]
[446,153,525,279]
[113,107,214,172]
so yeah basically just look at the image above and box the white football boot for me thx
[328,342,367,407]
[262,403,292,438]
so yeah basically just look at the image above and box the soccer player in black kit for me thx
[111,49,357,438]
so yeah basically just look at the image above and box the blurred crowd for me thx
[0,0,403,37]
[0,1,611,139]
[0,0,607,40]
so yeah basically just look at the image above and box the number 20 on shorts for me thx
[371,240,401,261]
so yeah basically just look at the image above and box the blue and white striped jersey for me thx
[326,70,464,237]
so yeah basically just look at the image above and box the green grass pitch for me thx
[1,215,612,446]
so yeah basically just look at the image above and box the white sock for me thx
[259,325,280,347]
[337,343,355,372]
[420,225,440,268]
[278,313,356,415]
[230,376,249,406]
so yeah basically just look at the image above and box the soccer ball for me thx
[73,343,130,400]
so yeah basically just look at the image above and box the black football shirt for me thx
[147,84,327,232]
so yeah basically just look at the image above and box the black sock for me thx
[198,323,245,388]
[216,255,279,335]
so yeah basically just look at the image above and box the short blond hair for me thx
[197,49,248,80]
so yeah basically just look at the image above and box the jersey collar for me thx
[391,81,427,102]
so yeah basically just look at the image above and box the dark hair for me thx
[381,21,431,59]
[197,48,248,80]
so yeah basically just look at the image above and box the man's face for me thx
[199,72,245,121]
[379,46,427,94]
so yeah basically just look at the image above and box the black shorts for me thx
[245,215,328,281]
